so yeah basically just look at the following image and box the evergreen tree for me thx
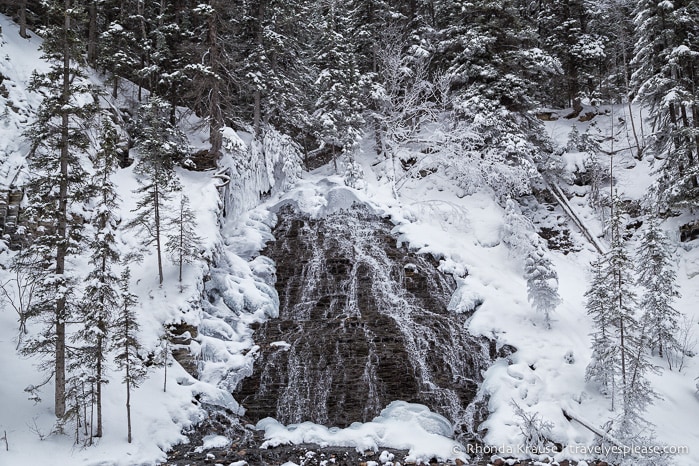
[585,257,615,396]
[249,0,317,135]
[524,237,560,329]
[631,0,699,211]
[535,0,614,108]
[312,0,365,173]
[126,97,187,285]
[74,121,122,438]
[586,195,657,436]
[113,267,146,444]
[144,0,191,120]
[165,193,201,284]
[605,196,640,411]
[587,0,637,104]
[186,1,229,158]
[427,0,559,201]
[348,0,397,74]
[501,199,536,258]
[155,333,170,393]
[501,199,560,328]
[98,10,139,99]
[636,216,681,366]
[20,0,96,420]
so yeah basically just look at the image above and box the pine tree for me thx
[501,199,560,328]
[113,268,146,444]
[241,0,317,135]
[605,196,641,412]
[585,257,615,396]
[166,193,201,284]
[524,237,560,329]
[313,0,365,173]
[155,333,170,393]
[144,0,191,120]
[631,0,699,211]
[586,195,657,436]
[20,0,96,420]
[501,199,536,258]
[186,1,229,158]
[126,97,187,284]
[427,0,559,202]
[74,121,122,438]
[636,216,681,366]
[98,13,139,99]
[535,0,614,108]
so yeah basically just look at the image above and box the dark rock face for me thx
[234,206,492,437]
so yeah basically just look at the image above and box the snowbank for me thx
[257,401,467,463]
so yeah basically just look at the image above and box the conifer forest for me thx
[0,1,698,465]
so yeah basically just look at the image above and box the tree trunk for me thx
[112,75,119,99]
[54,0,73,420]
[87,1,98,65]
[669,103,687,177]
[253,0,266,136]
[163,342,167,393]
[253,90,261,136]
[126,375,132,443]
[207,3,222,157]
[177,197,183,282]
[154,183,163,285]
[96,338,103,437]
[680,104,699,188]
[137,0,147,101]
[693,104,699,163]
[18,0,28,38]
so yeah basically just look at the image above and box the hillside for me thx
[1,4,699,466]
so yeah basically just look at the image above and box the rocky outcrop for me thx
[234,206,492,438]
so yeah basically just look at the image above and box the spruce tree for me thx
[636,216,681,366]
[631,0,699,210]
[501,199,536,257]
[143,0,190,120]
[586,195,657,436]
[20,0,96,420]
[98,15,139,99]
[428,0,559,201]
[113,268,146,444]
[605,196,640,412]
[74,121,122,438]
[126,97,187,285]
[187,1,228,158]
[165,193,201,284]
[585,257,615,396]
[523,237,560,329]
[313,0,365,173]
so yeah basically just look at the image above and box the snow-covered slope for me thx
[0,15,46,189]
[0,14,224,466]
[1,11,698,466]
[221,113,699,464]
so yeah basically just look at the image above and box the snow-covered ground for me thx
[0,14,224,466]
[1,11,698,466]
[234,111,699,464]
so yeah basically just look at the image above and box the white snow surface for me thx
[1,12,698,466]
[257,401,465,463]
[246,106,699,465]
[0,14,222,466]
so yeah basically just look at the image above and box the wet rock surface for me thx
[233,206,492,437]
